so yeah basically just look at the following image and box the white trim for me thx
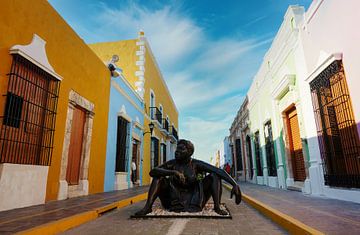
[118,105,132,122]
[111,80,144,114]
[118,73,144,102]
[10,34,62,81]
[159,104,163,121]
[305,53,343,83]
[132,132,141,141]
[271,74,296,100]
[134,117,144,130]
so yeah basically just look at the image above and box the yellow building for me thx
[0,0,110,211]
[90,32,179,184]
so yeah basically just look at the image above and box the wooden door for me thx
[66,106,86,185]
[287,107,306,181]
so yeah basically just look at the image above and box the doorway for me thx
[286,107,306,182]
[66,106,86,185]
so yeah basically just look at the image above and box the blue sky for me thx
[49,0,311,162]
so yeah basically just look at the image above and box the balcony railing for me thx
[149,107,162,124]
[171,125,178,140]
[163,118,169,132]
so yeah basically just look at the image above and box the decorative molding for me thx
[10,34,62,81]
[118,105,132,122]
[111,80,144,114]
[271,74,296,100]
[305,52,342,83]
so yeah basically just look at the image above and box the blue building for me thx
[104,67,144,192]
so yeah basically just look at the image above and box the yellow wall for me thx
[142,42,179,184]
[89,37,179,185]
[89,40,139,90]
[0,0,110,200]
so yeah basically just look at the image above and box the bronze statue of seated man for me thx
[135,139,242,216]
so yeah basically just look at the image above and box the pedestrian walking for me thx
[131,159,137,185]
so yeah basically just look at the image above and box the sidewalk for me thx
[0,186,148,234]
[237,182,360,234]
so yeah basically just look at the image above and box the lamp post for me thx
[143,122,155,136]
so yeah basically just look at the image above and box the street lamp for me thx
[143,122,155,136]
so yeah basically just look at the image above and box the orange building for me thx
[0,0,110,211]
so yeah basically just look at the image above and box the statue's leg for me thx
[202,173,228,215]
[135,177,165,215]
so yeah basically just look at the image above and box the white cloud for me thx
[57,2,271,164]
[96,4,203,69]
[181,114,235,162]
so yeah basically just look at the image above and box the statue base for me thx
[131,203,232,219]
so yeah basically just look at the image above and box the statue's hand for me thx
[174,171,186,183]
[230,184,242,205]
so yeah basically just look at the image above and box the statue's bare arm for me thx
[149,160,185,182]
[194,159,242,204]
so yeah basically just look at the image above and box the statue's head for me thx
[175,139,194,162]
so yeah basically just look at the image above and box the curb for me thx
[17,193,148,235]
[223,184,324,235]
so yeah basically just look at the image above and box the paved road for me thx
[63,189,286,235]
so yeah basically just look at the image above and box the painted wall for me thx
[301,0,360,130]
[104,72,144,192]
[298,0,360,202]
[0,0,110,202]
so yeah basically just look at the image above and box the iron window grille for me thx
[163,118,169,132]
[264,121,277,176]
[0,54,60,166]
[254,132,263,176]
[171,125,178,140]
[310,60,360,188]
[149,107,162,125]
[246,136,254,179]
[115,116,129,172]
[235,139,243,171]
[151,137,159,168]
[161,143,167,164]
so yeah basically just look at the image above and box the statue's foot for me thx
[134,207,152,216]
[214,208,228,216]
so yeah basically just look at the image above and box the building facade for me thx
[0,0,110,211]
[89,32,179,185]
[104,66,144,192]
[228,1,360,203]
[298,0,360,202]
[229,97,251,182]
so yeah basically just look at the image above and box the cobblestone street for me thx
[63,189,286,235]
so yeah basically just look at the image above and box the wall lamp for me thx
[143,122,155,136]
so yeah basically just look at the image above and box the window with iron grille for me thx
[151,137,159,168]
[310,60,360,188]
[115,116,129,172]
[161,143,166,164]
[264,121,277,176]
[254,132,263,176]
[0,54,60,166]
[246,135,254,179]
[235,139,243,171]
